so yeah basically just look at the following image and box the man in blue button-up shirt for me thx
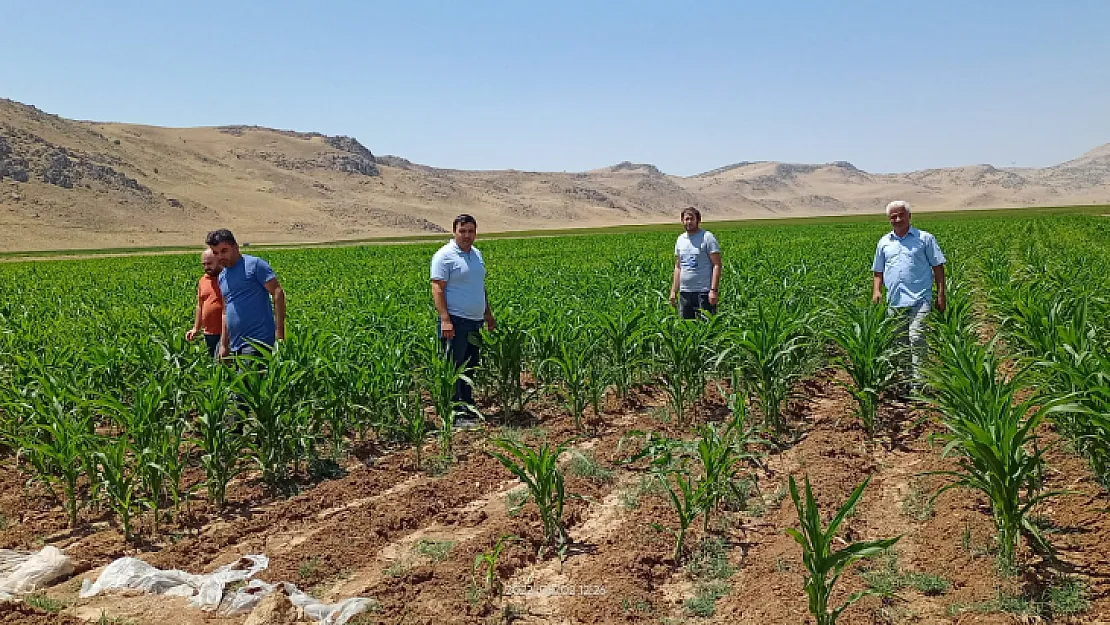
[431,214,496,427]
[871,201,946,390]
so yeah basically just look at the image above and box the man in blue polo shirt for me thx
[431,214,496,426]
[871,200,946,392]
[206,229,286,360]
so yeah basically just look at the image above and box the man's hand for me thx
[872,292,882,304]
[708,290,719,306]
[276,328,285,341]
[669,291,678,307]
[440,318,455,340]
[936,293,947,313]
[484,313,496,333]
[185,328,199,341]
[218,343,230,360]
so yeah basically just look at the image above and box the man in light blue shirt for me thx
[871,200,946,390]
[431,214,496,426]
[669,207,722,319]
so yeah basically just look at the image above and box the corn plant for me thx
[654,469,706,563]
[585,353,610,421]
[1042,347,1110,487]
[232,349,309,486]
[420,337,472,460]
[654,316,717,423]
[925,334,1079,567]
[192,365,242,508]
[786,474,900,625]
[724,302,814,432]
[99,379,180,534]
[696,418,764,530]
[930,393,1077,567]
[473,324,536,422]
[21,392,94,528]
[396,387,430,470]
[597,310,647,398]
[617,430,691,474]
[544,338,593,431]
[487,438,572,557]
[825,300,903,435]
[473,534,520,602]
[94,437,139,542]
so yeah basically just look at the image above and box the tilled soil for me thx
[2,374,1108,624]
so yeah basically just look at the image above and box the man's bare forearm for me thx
[431,283,451,321]
[273,287,286,340]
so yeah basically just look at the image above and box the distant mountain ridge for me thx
[0,98,1107,251]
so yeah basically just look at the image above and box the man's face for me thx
[888,207,910,233]
[454,222,477,249]
[682,213,700,233]
[209,242,238,268]
[201,252,221,276]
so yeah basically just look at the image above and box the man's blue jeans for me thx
[438,315,484,409]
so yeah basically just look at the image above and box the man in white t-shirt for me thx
[669,207,722,319]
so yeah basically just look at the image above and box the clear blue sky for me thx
[4,0,1108,175]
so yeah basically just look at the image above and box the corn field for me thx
[0,208,1108,622]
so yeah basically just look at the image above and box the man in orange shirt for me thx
[185,249,225,357]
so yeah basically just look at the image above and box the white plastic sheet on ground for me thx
[80,554,374,625]
[226,580,377,625]
[0,546,76,599]
[79,555,268,610]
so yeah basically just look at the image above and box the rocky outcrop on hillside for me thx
[609,161,663,175]
[220,127,379,177]
[0,124,149,193]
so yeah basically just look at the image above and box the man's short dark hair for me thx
[452,214,477,231]
[681,207,701,221]
[206,229,237,246]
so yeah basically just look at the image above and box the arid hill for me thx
[1,98,1107,251]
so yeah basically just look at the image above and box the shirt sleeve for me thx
[871,239,886,273]
[925,234,946,267]
[704,232,721,255]
[430,251,450,281]
[254,258,277,286]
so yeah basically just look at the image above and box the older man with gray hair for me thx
[871,200,946,392]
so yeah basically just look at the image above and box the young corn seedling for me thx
[825,300,903,436]
[786,475,900,625]
[396,388,430,470]
[598,309,646,399]
[654,468,706,563]
[473,324,537,422]
[696,421,762,530]
[421,337,473,461]
[192,365,242,508]
[23,393,94,528]
[655,317,715,424]
[544,336,593,431]
[925,329,1082,567]
[99,379,177,535]
[930,385,1077,567]
[94,437,139,542]
[725,302,813,433]
[473,534,520,603]
[232,349,308,487]
[488,438,573,557]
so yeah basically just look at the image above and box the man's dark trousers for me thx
[679,291,717,320]
[439,315,484,408]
